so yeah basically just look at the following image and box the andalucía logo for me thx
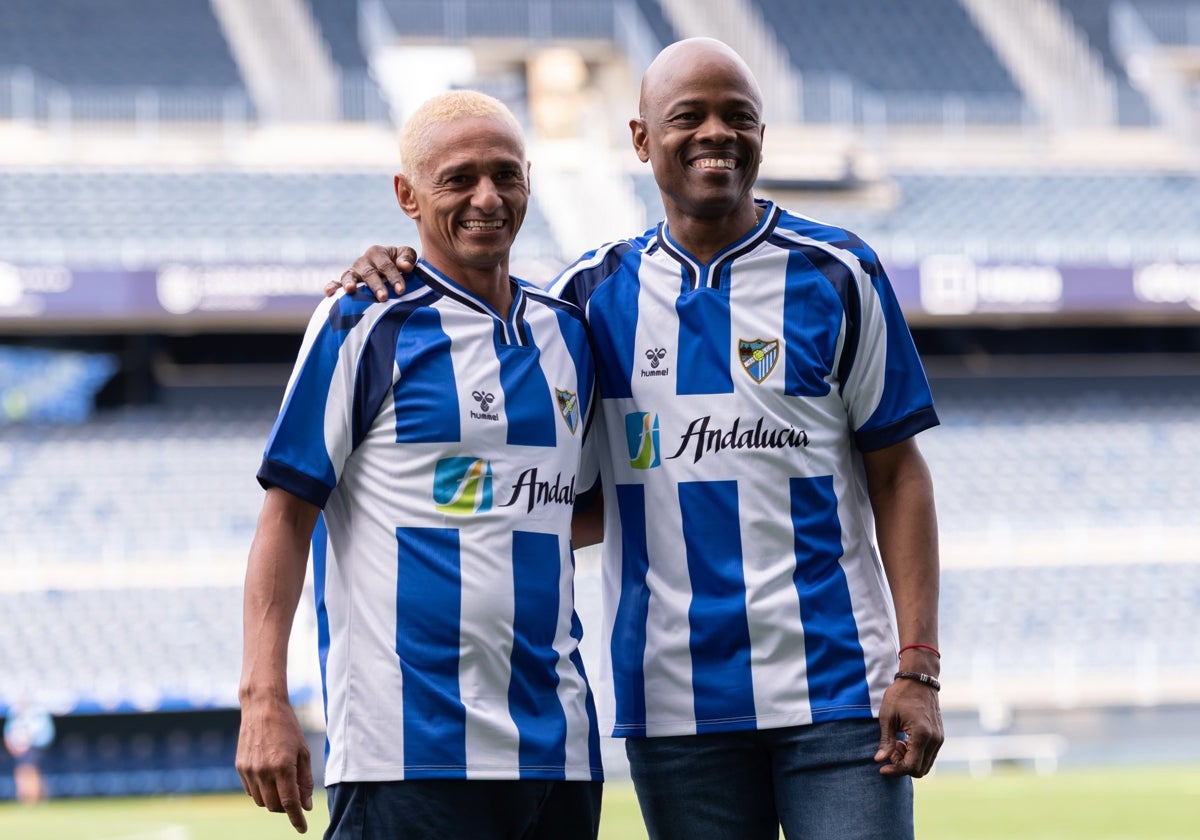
[556,388,579,434]
[625,411,661,470]
[739,338,780,383]
[433,457,493,514]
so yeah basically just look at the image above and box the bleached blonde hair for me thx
[399,91,526,183]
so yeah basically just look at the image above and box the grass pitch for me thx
[1,767,1197,839]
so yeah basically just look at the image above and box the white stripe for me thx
[553,532,593,771]
[459,527,520,778]
[640,472,696,734]
[727,252,815,724]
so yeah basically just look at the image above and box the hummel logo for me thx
[472,390,495,411]
[470,389,498,421]
[641,348,669,379]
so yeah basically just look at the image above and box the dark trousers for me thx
[324,778,603,840]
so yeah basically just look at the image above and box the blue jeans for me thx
[625,720,913,840]
[324,779,603,840]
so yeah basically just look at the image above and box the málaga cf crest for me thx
[556,388,580,434]
[738,338,780,383]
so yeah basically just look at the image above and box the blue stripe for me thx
[393,306,461,443]
[857,271,939,446]
[611,483,651,736]
[789,476,872,719]
[567,589,604,779]
[263,297,365,495]
[679,481,756,731]
[782,249,841,398]
[510,531,568,772]
[311,514,331,766]
[545,299,596,425]
[676,288,733,396]
[499,342,557,447]
[586,252,643,400]
[551,241,635,311]
[396,526,466,776]
[352,301,423,448]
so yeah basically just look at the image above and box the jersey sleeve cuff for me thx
[854,405,940,453]
[257,458,334,509]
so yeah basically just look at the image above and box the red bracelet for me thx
[898,643,940,659]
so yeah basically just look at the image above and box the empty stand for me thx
[777,172,1200,264]
[305,0,392,121]
[1057,0,1157,124]
[752,0,1020,97]
[0,404,276,570]
[2,377,1197,720]
[0,168,565,269]
[6,167,1200,271]
[0,0,243,88]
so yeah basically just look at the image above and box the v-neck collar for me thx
[414,260,530,347]
[656,199,782,291]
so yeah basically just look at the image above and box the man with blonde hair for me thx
[236,90,603,839]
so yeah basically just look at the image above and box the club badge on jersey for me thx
[739,337,780,383]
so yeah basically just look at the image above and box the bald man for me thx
[336,38,943,840]
[239,91,603,839]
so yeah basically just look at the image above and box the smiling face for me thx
[632,39,765,225]
[395,114,530,281]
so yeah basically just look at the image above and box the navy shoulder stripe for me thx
[352,295,434,449]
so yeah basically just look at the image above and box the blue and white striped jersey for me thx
[547,200,939,738]
[258,261,602,782]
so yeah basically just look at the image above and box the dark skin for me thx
[328,38,943,779]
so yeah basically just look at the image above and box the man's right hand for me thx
[325,245,418,300]
[236,694,315,833]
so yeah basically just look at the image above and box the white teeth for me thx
[463,220,503,230]
[694,158,736,170]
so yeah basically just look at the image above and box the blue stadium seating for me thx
[0,168,565,268]
[2,376,1197,725]
[633,0,678,49]
[777,172,1200,263]
[1056,0,1157,125]
[939,561,1200,676]
[0,347,117,424]
[7,167,1200,272]
[377,0,627,41]
[0,585,247,715]
[0,714,244,798]
[751,0,1021,96]
[308,0,372,69]
[305,0,392,121]
[0,405,275,571]
[926,377,1200,534]
[0,0,243,88]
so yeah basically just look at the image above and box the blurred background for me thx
[0,0,1198,818]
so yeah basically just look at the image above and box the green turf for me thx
[914,766,1200,839]
[1,767,1197,839]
